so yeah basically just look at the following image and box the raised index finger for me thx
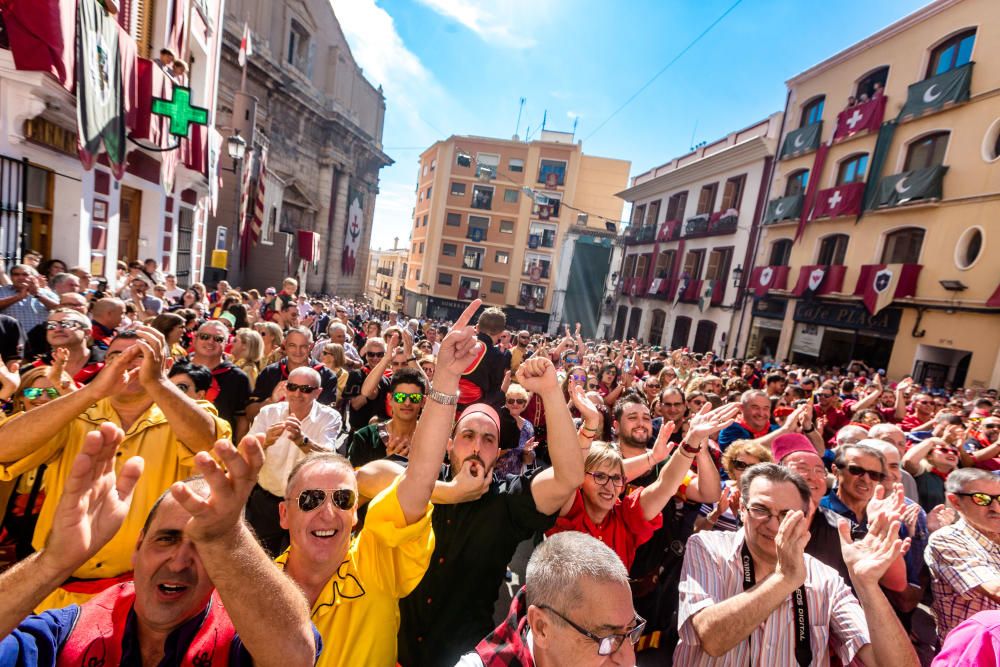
[452,299,482,332]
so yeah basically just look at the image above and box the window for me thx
[503,189,519,204]
[836,154,869,184]
[537,159,567,186]
[720,175,746,211]
[956,227,983,269]
[490,280,505,295]
[463,246,485,270]
[439,272,452,286]
[801,96,825,127]
[904,132,949,170]
[622,255,637,280]
[459,276,481,298]
[442,243,457,256]
[422,215,428,227]
[769,239,793,266]
[523,252,551,279]
[632,204,646,227]
[450,182,466,196]
[500,219,514,233]
[653,250,676,278]
[646,200,661,227]
[468,215,489,242]
[446,212,461,226]
[881,228,924,264]
[529,222,557,249]
[705,247,733,284]
[856,66,889,99]
[697,183,717,215]
[665,191,688,221]
[785,170,809,197]
[519,283,546,308]
[635,254,650,280]
[456,152,472,168]
[533,193,560,219]
[261,206,277,245]
[419,242,425,254]
[509,158,524,173]
[287,19,312,73]
[415,269,421,281]
[817,234,849,265]
[431,158,437,171]
[927,29,976,78]
[426,186,432,200]
[682,249,705,281]
[476,153,499,180]
[495,251,509,264]
[471,185,493,210]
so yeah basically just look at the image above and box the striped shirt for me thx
[674,528,869,666]
[926,518,1000,640]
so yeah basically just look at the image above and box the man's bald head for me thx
[91,297,125,328]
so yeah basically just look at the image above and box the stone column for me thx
[323,168,350,295]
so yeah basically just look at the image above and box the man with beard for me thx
[0,425,318,666]
[900,392,938,433]
[652,386,688,442]
[960,416,1000,471]
[248,327,339,420]
[190,320,252,437]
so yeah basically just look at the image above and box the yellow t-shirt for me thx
[276,478,435,667]
[0,398,230,610]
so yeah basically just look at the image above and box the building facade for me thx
[612,114,783,354]
[0,0,225,287]
[740,0,1000,389]
[206,0,391,295]
[403,132,629,334]
[367,245,408,314]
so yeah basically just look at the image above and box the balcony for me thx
[780,122,822,160]
[791,264,847,296]
[657,219,682,242]
[638,225,657,243]
[810,181,865,220]
[708,279,726,306]
[833,95,887,142]
[679,278,701,303]
[764,194,803,224]
[709,211,738,235]
[684,214,710,236]
[871,165,947,210]
[898,62,973,121]
[458,287,480,300]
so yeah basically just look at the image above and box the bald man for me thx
[246,366,343,555]
[89,297,125,355]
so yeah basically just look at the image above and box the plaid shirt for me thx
[926,518,1000,640]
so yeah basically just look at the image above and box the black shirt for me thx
[806,506,854,589]
[344,369,391,433]
[251,358,338,407]
[0,315,24,361]
[203,359,251,430]
[397,467,556,667]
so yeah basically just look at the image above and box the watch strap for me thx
[427,389,459,406]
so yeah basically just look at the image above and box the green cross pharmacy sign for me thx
[151,86,209,138]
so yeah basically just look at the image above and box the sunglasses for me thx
[646,383,662,390]
[392,392,424,404]
[295,488,358,512]
[286,382,319,394]
[23,387,59,400]
[586,383,599,390]
[954,492,1000,507]
[731,460,755,472]
[844,464,885,482]
[934,446,959,456]
[506,397,527,406]
[197,333,226,343]
[571,374,587,383]
[46,320,86,331]
[366,351,385,358]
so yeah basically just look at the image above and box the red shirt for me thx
[900,413,930,432]
[547,487,663,569]
[814,404,851,443]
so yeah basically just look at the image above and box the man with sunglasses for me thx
[347,368,426,469]
[961,417,1000,471]
[247,366,342,556]
[900,392,939,433]
[23,309,102,385]
[459,532,641,667]
[248,327,339,421]
[926,467,1000,642]
[190,320,252,438]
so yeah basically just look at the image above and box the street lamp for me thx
[227,130,247,161]
[731,264,743,288]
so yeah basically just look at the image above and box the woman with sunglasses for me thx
[256,321,285,368]
[495,384,535,478]
[902,436,961,512]
[693,440,772,533]
[597,363,626,409]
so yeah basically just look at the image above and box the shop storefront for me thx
[790,300,900,370]
[746,297,786,361]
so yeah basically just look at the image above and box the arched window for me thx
[905,132,950,170]
[801,96,825,127]
[881,228,925,264]
[856,66,889,99]
[785,169,809,197]
[769,239,793,267]
[836,154,869,184]
[927,29,976,78]
[817,234,849,265]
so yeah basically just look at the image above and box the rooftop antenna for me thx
[571,116,579,141]
[542,109,547,132]
[689,119,699,151]
[514,97,526,140]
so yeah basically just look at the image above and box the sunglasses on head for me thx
[844,464,885,482]
[23,387,59,400]
[197,333,226,343]
[295,488,358,512]
[286,382,319,394]
[392,391,423,404]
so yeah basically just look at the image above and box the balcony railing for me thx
[684,214,710,236]
[764,193,804,224]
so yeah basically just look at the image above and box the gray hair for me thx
[50,273,78,290]
[740,389,768,406]
[526,532,629,611]
[945,467,997,494]
[835,424,870,447]
[285,326,314,344]
[860,438,897,460]
[833,443,886,473]
[288,366,321,387]
[739,463,811,509]
[328,321,348,336]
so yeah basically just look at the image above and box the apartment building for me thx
[367,245,409,313]
[403,132,629,334]
[612,114,783,353]
[742,0,1000,389]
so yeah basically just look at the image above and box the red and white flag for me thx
[858,264,921,315]
[238,23,253,67]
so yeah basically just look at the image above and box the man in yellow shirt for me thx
[277,299,487,667]
[0,326,229,610]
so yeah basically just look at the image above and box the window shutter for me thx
[135,0,154,58]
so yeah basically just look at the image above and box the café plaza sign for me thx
[794,300,900,335]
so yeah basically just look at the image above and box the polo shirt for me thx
[717,421,777,450]
[547,487,662,569]
[932,610,1000,666]
[277,477,433,667]
[252,358,338,407]
[0,398,230,611]
[900,413,931,432]
[397,467,556,667]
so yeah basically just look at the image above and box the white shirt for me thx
[249,400,342,496]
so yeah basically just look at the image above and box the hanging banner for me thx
[342,185,364,275]
[77,0,126,177]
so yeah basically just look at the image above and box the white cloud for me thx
[415,0,542,48]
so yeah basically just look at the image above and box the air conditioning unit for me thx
[577,213,588,225]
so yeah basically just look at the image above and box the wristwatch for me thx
[427,389,459,406]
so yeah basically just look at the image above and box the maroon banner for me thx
[988,282,1000,308]
[796,142,830,241]
[833,94,887,141]
[297,231,320,261]
[3,0,76,90]
[750,265,790,298]
[810,181,865,220]
[855,264,922,315]
[791,264,846,296]
[658,219,680,241]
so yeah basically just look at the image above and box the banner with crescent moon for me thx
[764,193,803,224]
[779,122,821,159]
[870,165,948,209]
[898,62,973,119]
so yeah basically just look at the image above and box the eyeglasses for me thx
[197,333,226,343]
[689,399,706,407]
[844,464,886,482]
[954,492,1000,507]
[983,424,1000,430]
[392,392,423,404]
[586,471,625,488]
[571,374,587,383]
[365,351,385,358]
[294,488,358,512]
[23,387,59,400]
[538,605,645,656]
[745,504,796,524]
[46,320,86,331]
[286,382,319,394]
[786,461,827,478]
[818,393,834,399]
[646,383,661,390]
[731,460,755,472]
[506,397,527,406]
[661,401,684,408]
[586,384,599,390]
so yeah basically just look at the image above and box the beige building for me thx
[367,244,409,313]
[404,132,629,334]
[742,0,1000,389]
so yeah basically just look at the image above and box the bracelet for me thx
[680,441,701,457]
[580,424,598,435]
[646,451,655,469]
[426,388,459,406]
[578,427,596,440]
[803,424,815,433]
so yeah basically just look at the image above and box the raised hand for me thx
[900,502,921,536]
[773,509,810,589]
[866,483,905,527]
[839,512,910,587]
[0,353,20,398]
[650,420,676,463]
[515,356,559,395]
[386,432,411,458]
[570,382,601,426]
[435,299,484,378]
[271,380,288,403]
[927,503,957,533]
[131,325,169,388]
[688,402,740,444]
[45,423,144,573]
[169,435,264,543]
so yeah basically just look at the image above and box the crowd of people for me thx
[0,252,998,666]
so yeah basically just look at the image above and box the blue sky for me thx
[330,0,931,251]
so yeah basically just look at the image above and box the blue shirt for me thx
[717,421,777,450]
[0,286,48,344]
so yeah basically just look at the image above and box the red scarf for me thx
[738,419,770,439]
[475,586,534,667]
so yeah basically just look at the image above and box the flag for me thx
[870,165,947,209]
[3,0,76,90]
[698,279,716,312]
[833,95,887,140]
[76,0,127,177]
[796,141,829,242]
[673,273,690,307]
[898,63,972,119]
[791,264,847,296]
[208,128,223,214]
[342,185,364,276]
[857,264,922,315]
[764,194,803,224]
[749,265,790,298]
[779,123,821,159]
[250,146,268,242]
[238,23,254,67]
[810,181,864,220]
[861,120,897,214]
